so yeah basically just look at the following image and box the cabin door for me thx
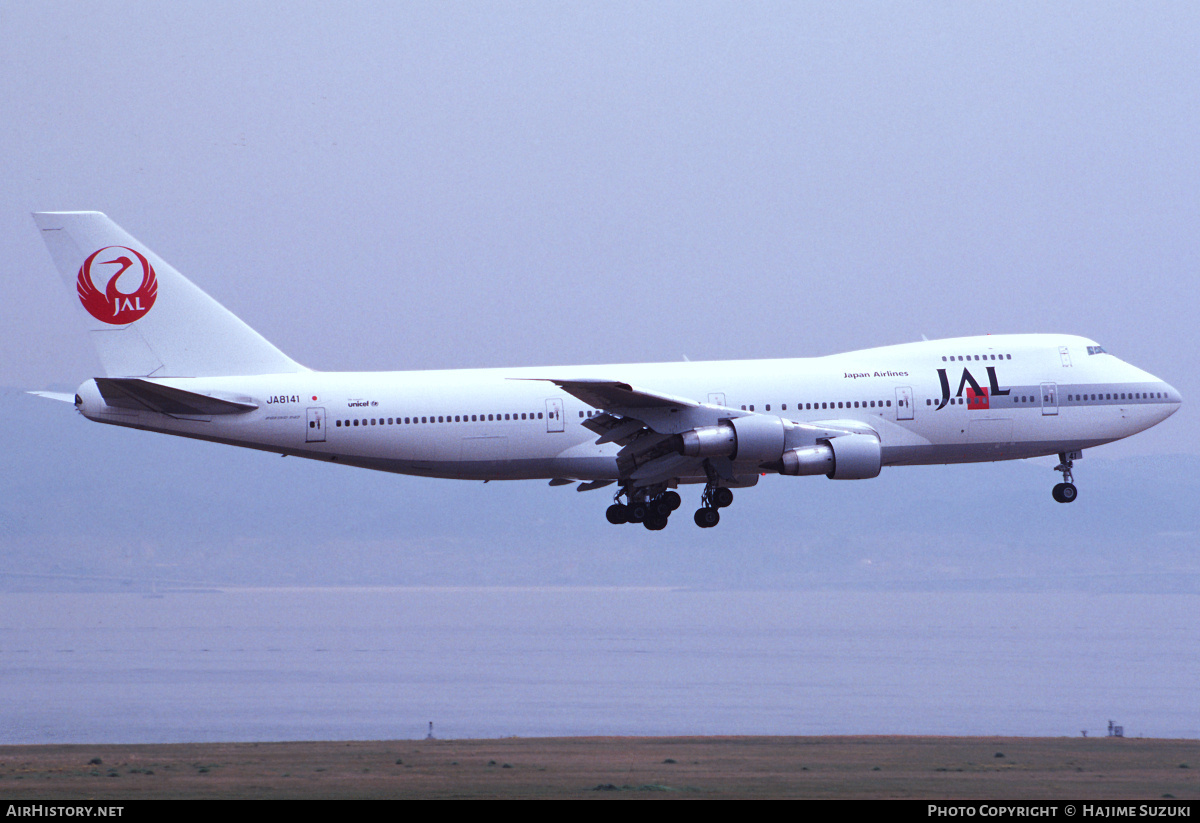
[1040,383,1059,416]
[306,407,327,442]
[545,398,565,433]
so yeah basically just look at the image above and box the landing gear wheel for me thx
[694,507,720,528]
[606,503,629,524]
[712,487,734,508]
[644,511,669,531]
[626,502,647,523]
[1052,482,1078,503]
[662,491,682,511]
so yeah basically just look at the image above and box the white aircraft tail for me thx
[33,211,306,378]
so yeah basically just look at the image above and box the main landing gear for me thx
[1052,451,1078,503]
[606,488,682,531]
[693,483,733,529]
[605,480,736,530]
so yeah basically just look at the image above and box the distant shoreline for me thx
[1,735,1195,799]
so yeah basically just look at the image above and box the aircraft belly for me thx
[883,438,1110,466]
[328,454,620,481]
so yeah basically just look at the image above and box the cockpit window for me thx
[1087,345,1108,355]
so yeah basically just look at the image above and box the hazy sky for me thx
[4,0,1197,464]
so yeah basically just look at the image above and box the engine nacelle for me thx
[678,417,880,479]
[677,415,786,463]
[778,444,835,476]
[824,433,882,479]
[778,434,881,479]
[677,421,736,457]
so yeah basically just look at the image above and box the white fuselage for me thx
[75,333,1180,484]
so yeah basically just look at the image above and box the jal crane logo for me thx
[76,246,158,324]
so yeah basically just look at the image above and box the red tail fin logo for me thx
[77,246,158,324]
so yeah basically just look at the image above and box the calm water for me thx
[1,588,1196,744]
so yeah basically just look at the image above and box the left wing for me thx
[520,377,874,487]
[518,378,750,485]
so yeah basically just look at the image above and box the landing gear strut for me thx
[1052,451,1078,503]
[694,467,733,529]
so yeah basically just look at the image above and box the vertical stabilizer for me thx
[33,211,306,378]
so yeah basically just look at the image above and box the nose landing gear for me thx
[1052,451,1079,503]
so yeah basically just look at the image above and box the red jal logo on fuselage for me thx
[76,246,158,324]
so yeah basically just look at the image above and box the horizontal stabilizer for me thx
[27,391,76,403]
[95,378,258,417]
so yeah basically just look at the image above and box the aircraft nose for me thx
[1161,381,1182,415]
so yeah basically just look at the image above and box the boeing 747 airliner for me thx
[32,212,1181,530]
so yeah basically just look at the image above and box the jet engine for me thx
[677,414,785,463]
[779,433,881,479]
[678,416,881,480]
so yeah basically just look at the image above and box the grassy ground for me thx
[0,736,1196,799]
